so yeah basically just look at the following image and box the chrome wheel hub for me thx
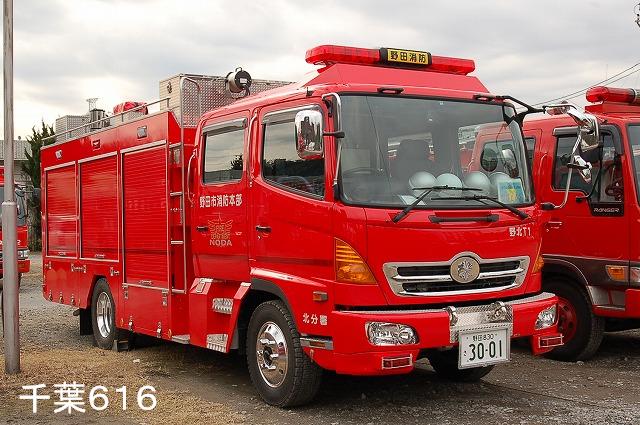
[255,321,288,388]
[96,292,113,339]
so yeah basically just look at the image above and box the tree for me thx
[21,121,55,250]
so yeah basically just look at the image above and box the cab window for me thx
[525,137,535,165]
[553,132,622,202]
[202,125,245,183]
[262,118,325,197]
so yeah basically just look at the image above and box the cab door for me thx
[192,114,250,282]
[539,126,628,272]
[249,103,333,283]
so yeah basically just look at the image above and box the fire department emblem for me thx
[449,256,480,284]
[208,219,233,247]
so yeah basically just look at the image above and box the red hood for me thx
[362,206,541,306]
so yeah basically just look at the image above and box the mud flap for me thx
[79,308,92,336]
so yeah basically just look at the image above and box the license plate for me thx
[458,326,510,369]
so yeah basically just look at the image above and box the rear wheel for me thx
[91,279,126,350]
[427,349,494,382]
[543,278,604,361]
[246,300,322,407]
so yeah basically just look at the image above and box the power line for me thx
[532,61,640,106]
[542,65,640,105]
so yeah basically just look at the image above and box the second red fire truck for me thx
[42,45,563,406]
[522,87,640,361]
[0,167,31,290]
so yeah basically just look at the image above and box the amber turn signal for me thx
[532,255,544,274]
[335,239,377,284]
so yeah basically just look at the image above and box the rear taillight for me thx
[335,239,377,284]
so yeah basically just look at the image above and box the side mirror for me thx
[500,148,518,178]
[294,110,324,160]
[544,102,601,156]
[542,103,601,210]
[572,155,592,184]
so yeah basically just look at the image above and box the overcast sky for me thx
[1,0,639,138]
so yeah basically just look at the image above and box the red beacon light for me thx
[305,45,475,76]
[586,86,640,105]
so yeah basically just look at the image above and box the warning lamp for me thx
[586,86,640,105]
[305,45,475,75]
[335,239,377,284]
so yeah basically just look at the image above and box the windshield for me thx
[338,96,533,209]
[0,186,27,227]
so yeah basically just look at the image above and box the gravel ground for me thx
[2,254,640,424]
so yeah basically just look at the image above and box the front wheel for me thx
[246,300,322,407]
[543,278,604,361]
[427,349,495,382]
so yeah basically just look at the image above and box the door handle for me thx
[255,225,272,233]
[546,220,563,231]
[196,225,209,232]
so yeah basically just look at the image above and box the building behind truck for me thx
[41,45,562,406]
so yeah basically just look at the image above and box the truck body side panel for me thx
[46,164,78,258]
[122,144,168,287]
[80,155,119,261]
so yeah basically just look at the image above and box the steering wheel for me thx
[340,167,388,202]
[341,167,382,178]
[276,176,314,193]
[604,176,624,200]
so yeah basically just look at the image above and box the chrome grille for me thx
[383,253,529,297]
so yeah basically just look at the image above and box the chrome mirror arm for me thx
[541,134,584,210]
[321,92,344,197]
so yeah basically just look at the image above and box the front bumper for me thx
[0,258,30,283]
[303,292,561,376]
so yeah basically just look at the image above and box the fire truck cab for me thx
[42,45,562,406]
[524,87,640,361]
[0,167,30,290]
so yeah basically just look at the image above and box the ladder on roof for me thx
[168,77,201,294]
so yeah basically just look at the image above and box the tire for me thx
[91,278,125,350]
[246,300,322,407]
[543,277,605,361]
[427,349,495,382]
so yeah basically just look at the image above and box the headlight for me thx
[366,322,417,346]
[535,305,557,330]
[17,249,29,260]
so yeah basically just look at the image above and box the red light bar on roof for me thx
[586,86,640,105]
[305,45,475,75]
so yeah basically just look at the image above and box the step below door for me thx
[121,142,169,335]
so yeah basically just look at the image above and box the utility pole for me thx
[3,0,20,374]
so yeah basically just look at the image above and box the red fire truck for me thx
[0,166,31,290]
[522,87,640,361]
[42,45,562,406]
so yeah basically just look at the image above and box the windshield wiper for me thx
[433,195,529,220]
[392,186,482,223]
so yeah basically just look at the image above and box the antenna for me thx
[86,97,98,111]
